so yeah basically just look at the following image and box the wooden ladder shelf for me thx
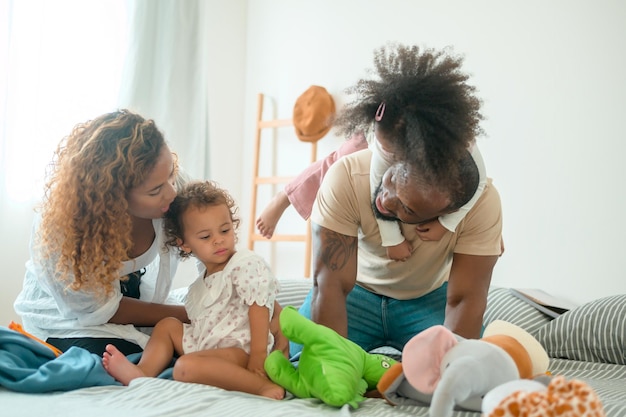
[247,93,319,277]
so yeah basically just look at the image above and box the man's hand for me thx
[444,253,499,339]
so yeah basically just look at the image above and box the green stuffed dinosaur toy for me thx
[264,306,397,408]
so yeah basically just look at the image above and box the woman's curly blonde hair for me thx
[38,109,168,296]
[164,181,241,258]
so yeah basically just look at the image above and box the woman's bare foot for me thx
[256,191,291,239]
[102,344,146,386]
[258,380,286,400]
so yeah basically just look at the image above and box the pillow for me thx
[483,287,553,335]
[534,294,626,365]
[276,278,312,309]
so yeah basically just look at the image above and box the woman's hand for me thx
[109,298,189,326]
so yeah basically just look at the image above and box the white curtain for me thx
[0,0,129,204]
[0,0,210,204]
[0,0,129,323]
[0,0,211,322]
[118,0,211,180]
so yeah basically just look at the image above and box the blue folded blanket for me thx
[0,326,172,393]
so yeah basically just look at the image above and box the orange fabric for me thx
[377,362,405,405]
[483,334,533,379]
[8,321,63,357]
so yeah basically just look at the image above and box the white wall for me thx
[242,0,626,305]
[171,0,249,290]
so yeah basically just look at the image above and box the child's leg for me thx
[287,131,367,219]
[102,317,184,385]
[256,132,368,238]
[255,190,290,239]
[172,347,285,400]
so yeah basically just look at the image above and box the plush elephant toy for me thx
[377,320,550,417]
[264,306,397,408]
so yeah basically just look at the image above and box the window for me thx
[1,0,129,203]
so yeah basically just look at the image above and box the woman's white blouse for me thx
[13,215,180,348]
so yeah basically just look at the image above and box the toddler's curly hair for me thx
[164,181,241,258]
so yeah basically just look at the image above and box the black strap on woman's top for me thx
[120,268,145,299]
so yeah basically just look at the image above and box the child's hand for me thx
[247,352,268,378]
[386,239,412,261]
[270,317,290,359]
[415,220,448,241]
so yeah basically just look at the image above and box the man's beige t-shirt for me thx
[310,149,502,300]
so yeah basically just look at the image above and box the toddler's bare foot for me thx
[258,380,286,400]
[256,191,290,239]
[102,344,146,386]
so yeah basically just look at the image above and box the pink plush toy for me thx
[378,320,550,417]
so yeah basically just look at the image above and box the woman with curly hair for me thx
[103,181,284,399]
[14,109,188,356]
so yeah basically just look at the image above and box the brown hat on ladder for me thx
[292,85,335,142]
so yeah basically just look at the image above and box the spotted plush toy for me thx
[484,375,605,417]
[264,306,397,408]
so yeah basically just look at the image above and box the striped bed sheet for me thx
[2,280,624,417]
[2,358,624,417]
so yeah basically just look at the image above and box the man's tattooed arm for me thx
[317,226,357,271]
[310,223,358,336]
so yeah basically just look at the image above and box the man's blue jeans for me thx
[290,282,448,357]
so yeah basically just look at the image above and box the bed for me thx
[2,279,625,417]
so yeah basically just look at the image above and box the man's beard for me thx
[371,181,398,222]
